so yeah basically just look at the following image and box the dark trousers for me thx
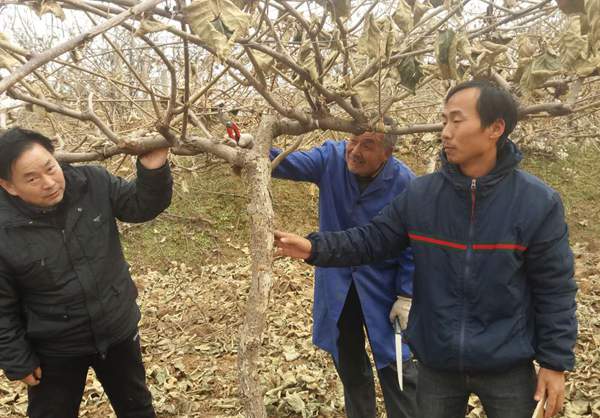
[417,361,537,418]
[27,331,155,418]
[333,283,418,418]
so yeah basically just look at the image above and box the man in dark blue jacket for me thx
[275,80,577,418]
[270,117,417,418]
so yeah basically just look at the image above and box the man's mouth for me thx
[46,190,60,199]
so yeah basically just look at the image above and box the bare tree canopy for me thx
[1,0,597,156]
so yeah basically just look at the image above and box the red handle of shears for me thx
[226,122,241,142]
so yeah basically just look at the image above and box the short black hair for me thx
[0,128,55,180]
[445,79,518,146]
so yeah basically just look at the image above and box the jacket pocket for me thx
[23,303,70,340]
[77,211,111,258]
[14,256,54,290]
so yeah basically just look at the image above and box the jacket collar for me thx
[440,139,523,194]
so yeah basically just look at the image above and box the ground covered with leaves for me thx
[1,143,599,417]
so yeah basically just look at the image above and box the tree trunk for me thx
[237,116,276,418]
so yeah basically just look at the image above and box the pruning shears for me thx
[225,120,241,142]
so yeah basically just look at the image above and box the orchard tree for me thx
[0,0,598,416]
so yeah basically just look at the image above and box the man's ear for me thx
[0,178,18,197]
[489,118,506,144]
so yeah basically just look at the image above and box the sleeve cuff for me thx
[304,232,320,265]
[537,361,569,372]
[136,158,170,176]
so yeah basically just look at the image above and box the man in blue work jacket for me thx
[274,80,577,418]
[270,116,417,418]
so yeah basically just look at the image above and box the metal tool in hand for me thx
[394,317,403,391]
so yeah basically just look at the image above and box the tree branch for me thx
[0,0,164,94]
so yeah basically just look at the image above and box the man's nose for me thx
[441,124,451,141]
[41,175,56,189]
[349,144,361,156]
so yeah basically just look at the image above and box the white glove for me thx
[225,133,254,149]
[389,296,412,330]
[237,133,254,149]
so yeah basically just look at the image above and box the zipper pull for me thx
[470,179,477,222]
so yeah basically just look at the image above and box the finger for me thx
[22,375,39,386]
[547,386,563,418]
[273,235,287,247]
[544,391,557,418]
[34,367,42,380]
[555,391,565,416]
[534,376,546,401]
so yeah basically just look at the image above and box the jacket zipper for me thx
[459,178,477,372]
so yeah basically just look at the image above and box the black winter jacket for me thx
[0,160,172,380]
[307,141,577,373]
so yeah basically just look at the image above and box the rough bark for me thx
[237,116,276,418]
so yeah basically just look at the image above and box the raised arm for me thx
[89,148,173,223]
[270,141,333,184]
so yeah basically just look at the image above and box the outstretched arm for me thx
[270,142,333,184]
[276,191,411,267]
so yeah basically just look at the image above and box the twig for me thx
[85,92,121,144]
[178,0,191,141]
[270,134,305,171]
[0,0,164,94]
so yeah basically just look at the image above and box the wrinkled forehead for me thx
[351,131,385,144]
[11,144,56,177]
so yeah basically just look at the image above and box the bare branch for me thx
[270,134,305,171]
[0,0,164,94]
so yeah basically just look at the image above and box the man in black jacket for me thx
[0,128,172,418]
[275,80,577,418]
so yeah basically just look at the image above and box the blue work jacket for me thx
[306,140,578,372]
[271,140,415,369]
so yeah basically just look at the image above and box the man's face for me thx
[0,143,65,208]
[345,131,391,177]
[441,88,503,170]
